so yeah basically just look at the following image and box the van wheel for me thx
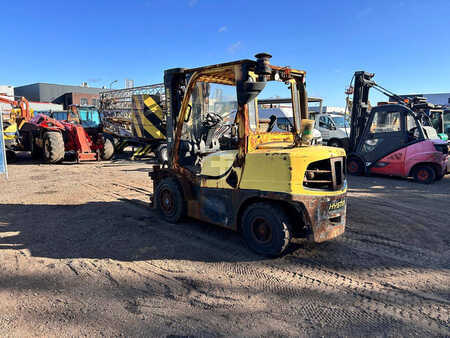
[154,177,186,223]
[327,139,342,148]
[241,202,292,257]
[412,165,436,184]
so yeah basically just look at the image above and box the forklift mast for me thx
[348,71,374,153]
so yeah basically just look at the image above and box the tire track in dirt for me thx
[81,178,450,335]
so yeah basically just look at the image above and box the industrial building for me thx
[14,83,104,109]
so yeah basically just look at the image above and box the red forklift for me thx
[347,71,448,183]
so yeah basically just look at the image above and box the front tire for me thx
[43,131,64,163]
[412,165,436,184]
[154,177,186,223]
[241,202,292,257]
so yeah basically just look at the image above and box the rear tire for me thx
[154,177,186,223]
[241,202,292,257]
[31,137,43,160]
[412,165,436,184]
[43,131,64,163]
[100,138,114,160]
[347,156,364,176]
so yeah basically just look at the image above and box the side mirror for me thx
[330,125,336,130]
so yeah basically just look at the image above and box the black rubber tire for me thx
[100,138,114,160]
[327,139,343,148]
[43,131,64,163]
[31,137,43,160]
[156,143,168,165]
[347,156,364,176]
[412,165,436,184]
[6,150,17,163]
[241,202,292,257]
[154,177,186,223]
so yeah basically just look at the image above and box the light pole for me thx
[109,80,118,89]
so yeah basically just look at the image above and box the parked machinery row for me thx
[1,98,113,163]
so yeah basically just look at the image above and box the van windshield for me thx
[331,116,349,128]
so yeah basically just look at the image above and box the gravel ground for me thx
[0,154,449,337]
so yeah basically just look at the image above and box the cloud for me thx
[227,41,242,54]
[218,26,227,33]
[188,0,198,7]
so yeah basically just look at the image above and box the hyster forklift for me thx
[150,53,347,256]
[347,71,448,183]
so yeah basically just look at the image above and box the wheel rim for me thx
[417,169,429,181]
[160,148,168,162]
[348,160,359,174]
[159,189,175,215]
[251,217,272,244]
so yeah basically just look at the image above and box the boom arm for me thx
[0,96,31,122]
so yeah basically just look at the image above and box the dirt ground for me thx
[1,153,449,337]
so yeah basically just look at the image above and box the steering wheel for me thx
[408,127,420,140]
[204,112,223,127]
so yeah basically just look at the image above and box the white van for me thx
[309,112,350,148]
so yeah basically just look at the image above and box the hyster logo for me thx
[329,199,345,211]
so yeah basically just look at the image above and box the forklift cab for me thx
[357,104,424,166]
[429,109,450,141]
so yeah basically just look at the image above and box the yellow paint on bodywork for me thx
[3,123,18,140]
[144,96,164,121]
[200,150,241,189]
[240,144,346,196]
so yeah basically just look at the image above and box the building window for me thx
[80,98,88,106]
[92,98,98,106]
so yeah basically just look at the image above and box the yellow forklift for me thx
[150,53,347,256]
